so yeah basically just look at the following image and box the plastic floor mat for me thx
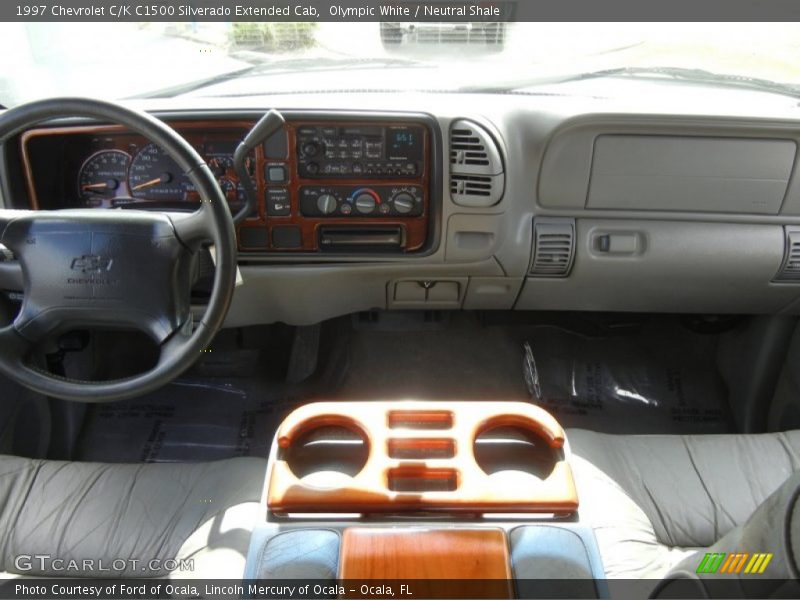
[523,323,734,434]
[77,378,304,463]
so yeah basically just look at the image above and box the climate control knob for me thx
[316,193,337,215]
[392,192,415,214]
[354,191,378,214]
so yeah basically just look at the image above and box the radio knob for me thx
[317,194,337,215]
[302,142,320,157]
[306,162,320,175]
[354,192,377,214]
[392,192,415,214]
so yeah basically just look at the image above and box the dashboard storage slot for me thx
[267,401,578,514]
[387,438,456,459]
[391,280,464,306]
[318,226,402,250]
[271,225,302,249]
[388,409,454,429]
[387,467,459,492]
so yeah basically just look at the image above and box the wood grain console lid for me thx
[267,400,578,514]
[340,528,511,579]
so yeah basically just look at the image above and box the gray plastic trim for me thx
[516,219,800,314]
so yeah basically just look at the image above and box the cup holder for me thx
[282,424,369,488]
[473,426,559,482]
[269,401,578,513]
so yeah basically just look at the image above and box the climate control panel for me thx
[299,185,424,218]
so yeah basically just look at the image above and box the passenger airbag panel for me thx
[587,135,796,214]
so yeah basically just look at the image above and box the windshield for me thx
[1,22,800,106]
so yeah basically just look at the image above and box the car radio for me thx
[296,124,424,179]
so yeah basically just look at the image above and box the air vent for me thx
[530,219,575,277]
[776,227,800,281]
[450,174,493,197]
[449,119,504,207]
[450,129,491,167]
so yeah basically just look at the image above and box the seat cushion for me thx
[0,455,268,578]
[567,429,800,579]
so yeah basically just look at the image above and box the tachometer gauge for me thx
[78,150,131,207]
[128,143,193,201]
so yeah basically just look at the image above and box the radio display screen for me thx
[387,127,423,161]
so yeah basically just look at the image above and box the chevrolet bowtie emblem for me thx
[70,255,113,274]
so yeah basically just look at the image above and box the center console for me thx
[245,401,606,599]
[237,114,438,254]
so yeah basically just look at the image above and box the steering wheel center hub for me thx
[2,211,192,343]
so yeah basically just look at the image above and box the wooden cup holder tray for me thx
[267,401,578,513]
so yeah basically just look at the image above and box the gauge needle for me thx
[82,179,119,191]
[132,173,170,191]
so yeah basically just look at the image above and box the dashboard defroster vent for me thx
[776,227,800,282]
[449,119,504,207]
[530,219,575,278]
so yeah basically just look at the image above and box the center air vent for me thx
[449,119,504,207]
[776,227,800,282]
[530,218,575,277]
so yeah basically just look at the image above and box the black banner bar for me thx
[3,0,800,23]
[3,578,800,600]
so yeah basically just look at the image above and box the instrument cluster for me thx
[77,139,250,210]
[20,123,255,212]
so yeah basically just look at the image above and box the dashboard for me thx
[6,86,800,326]
[18,115,436,254]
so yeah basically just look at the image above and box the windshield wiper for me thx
[131,56,428,99]
[463,66,800,99]
[128,66,258,99]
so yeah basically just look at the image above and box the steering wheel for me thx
[0,98,237,402]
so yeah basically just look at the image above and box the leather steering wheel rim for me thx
[0,97,237,402]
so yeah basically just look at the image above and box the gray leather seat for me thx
[568,429,800,579]
[0,455,268,578]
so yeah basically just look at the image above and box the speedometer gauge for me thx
[78,150,131,207]
[128,143,193,201]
